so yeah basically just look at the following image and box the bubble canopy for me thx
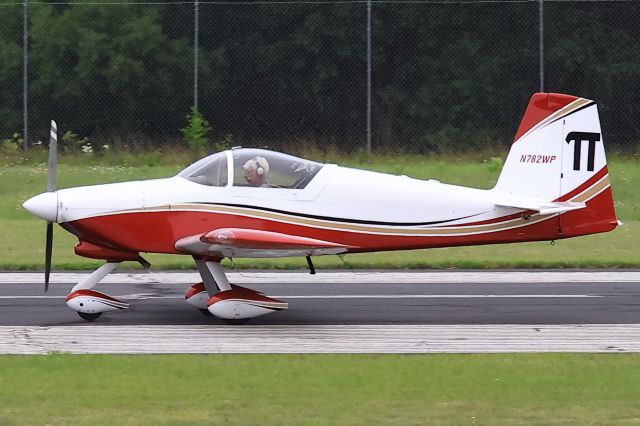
[177,151,228,186]
[177,148,324,189]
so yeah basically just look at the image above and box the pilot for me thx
[242,156,270,187]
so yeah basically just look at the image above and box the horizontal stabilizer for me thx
[495,198,586,216]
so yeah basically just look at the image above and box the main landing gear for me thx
[65,258,287,324]
[185,258,288,324]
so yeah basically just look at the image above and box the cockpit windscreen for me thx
[177,152,228,186]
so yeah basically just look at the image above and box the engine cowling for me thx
[207,285,288,320]
[65,289,129,314]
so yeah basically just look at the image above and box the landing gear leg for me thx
[193,257,231,295]
[71,262,119,292]
[186,257,229,316]
[66,262,128,321]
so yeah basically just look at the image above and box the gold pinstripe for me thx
[572,175,610,203]
[518,98,592,142]
[165,203,552,236]
[112,173,609,237]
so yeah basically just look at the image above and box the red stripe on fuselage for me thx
[64,209,561,255]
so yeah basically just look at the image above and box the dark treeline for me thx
[1,1,639,153]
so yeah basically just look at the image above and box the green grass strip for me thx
[1,353,640,425]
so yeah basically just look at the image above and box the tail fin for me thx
[493,92,617,237]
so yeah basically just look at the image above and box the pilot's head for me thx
[242,156,269,187]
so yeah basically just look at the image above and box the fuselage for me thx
[23,147,614,258]
[52,165,552,256]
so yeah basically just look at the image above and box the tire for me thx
[78,312,102,321]
[223,318,249,325]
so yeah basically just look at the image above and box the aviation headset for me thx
[251,157,266,176]
[254,159,264,176]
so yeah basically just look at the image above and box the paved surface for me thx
[1,271,639,353]
[1,271,640,326]
[2,325,640,354]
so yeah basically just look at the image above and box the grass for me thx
[1,152,638,270]
[1,353,640,424]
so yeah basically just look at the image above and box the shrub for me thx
[61,130,90,153]
[1,132,23,153]
[181,107,211,158]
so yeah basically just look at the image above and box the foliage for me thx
[60,130,90,153]
[2,3,640,152]
[216,133,233,152]
[486,156,504,173]
[1,132,23,153]
[2,3,221,147]
[143,149,163,167]
[421,125,505,154]
[181,107,211,157]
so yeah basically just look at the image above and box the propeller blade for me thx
[45,222,53,293]
[47,120,57,192]
[45,120,57,292]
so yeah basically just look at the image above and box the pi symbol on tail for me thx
[565,131,601,172]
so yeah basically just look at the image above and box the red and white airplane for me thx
[23,93,618,323]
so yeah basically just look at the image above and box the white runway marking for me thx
[2,271,640,285]
[1,325,639,354]
[274,294,601,299]
[0,294,602,300]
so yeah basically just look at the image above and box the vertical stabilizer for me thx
[493,92,617,237]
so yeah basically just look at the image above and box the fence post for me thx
[23,0,28,152]
[194,0,199,110]
[539,0,544,92]
[366,0,372,155]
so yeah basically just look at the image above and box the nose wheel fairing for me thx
[66,289,129,319]
[63,262,128,321]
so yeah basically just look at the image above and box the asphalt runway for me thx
[1,271,639,353]
[1,271,640,326]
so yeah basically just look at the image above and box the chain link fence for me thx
[1,0,639,155]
